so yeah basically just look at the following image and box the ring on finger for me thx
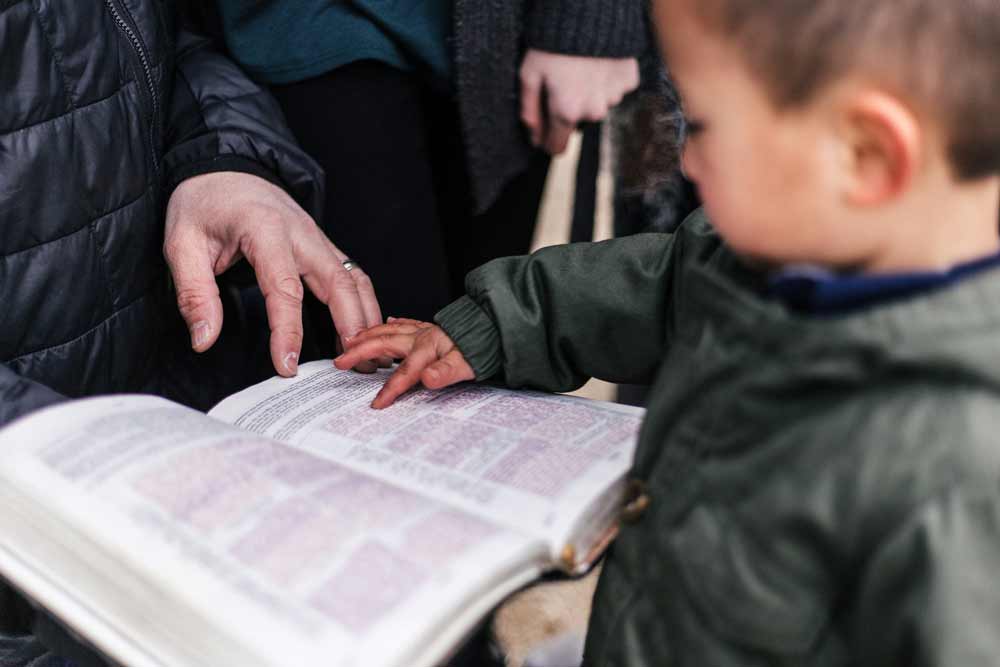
[342,258,359,272]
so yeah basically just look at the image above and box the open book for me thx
[0,361,643,667]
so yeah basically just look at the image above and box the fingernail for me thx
[387,316,397,322]
[283,352,299,375]
[191,321,210,349]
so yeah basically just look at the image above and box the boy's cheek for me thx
[709,197,792,260]
[711,211,759,255]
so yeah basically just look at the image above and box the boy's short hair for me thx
[690,0,1000,181]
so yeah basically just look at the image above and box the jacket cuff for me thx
[525,1,648,58]
[434,296,503,381]
[165,155,285,200]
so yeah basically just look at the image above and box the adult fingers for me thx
[543,115,575,155]
[422,349,475,390]
[520,66,545,147]
[248,234,306,377]
[164,227,224,353]
[623,58,640,94]
[333,333,416,370]
[371,338,440,409]
[302,267,376,373]
[345,265,391,369]
[337,259,383,332]
[542,83,579,154]
[301,258,368,340]
[232,210,312,376]
[603,62,638,111]
[583,99,612,123]
[299,245,373,371]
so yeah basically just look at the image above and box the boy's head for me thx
[654,0,1000,271]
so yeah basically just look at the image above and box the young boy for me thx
[336,0,1000,664]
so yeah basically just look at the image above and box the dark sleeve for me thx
[161,27,325,219]
[435,231,689,393]
[851,485,1000,666]
[0,366,64,429]
[524,0,648,58]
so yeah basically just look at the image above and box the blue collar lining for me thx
[767,252,1000,315]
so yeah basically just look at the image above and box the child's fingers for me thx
[370,369,419,409]
[337,334,377,373]
[386,317,434,328]
[421,350,475,389]
[370,341,440,409]
[333,333,415,370]
[347,322,425,347]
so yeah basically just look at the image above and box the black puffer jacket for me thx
[0,0,323,428]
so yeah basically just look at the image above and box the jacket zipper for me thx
[103,0,161,179]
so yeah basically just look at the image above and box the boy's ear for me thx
[840,91,921,207]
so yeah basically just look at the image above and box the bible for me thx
[0,361,643,667]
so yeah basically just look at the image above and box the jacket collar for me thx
[687,253,1000,392]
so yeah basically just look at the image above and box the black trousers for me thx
[271,60,550,337]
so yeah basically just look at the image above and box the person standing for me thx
[0,2,382,664]
[211,0,646,327]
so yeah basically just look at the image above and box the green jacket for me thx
[435,210,1000,666]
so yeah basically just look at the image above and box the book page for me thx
[0,396,541,667]
[211,362,645,557]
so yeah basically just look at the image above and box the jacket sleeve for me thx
[524,0,648,58]
[0,366,64,429]
[161,27,325,219]
[852,485,1000,666]
[435,231,691,393]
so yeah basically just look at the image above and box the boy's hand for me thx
[334,319,475,409]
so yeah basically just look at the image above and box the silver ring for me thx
[342,258,358,272]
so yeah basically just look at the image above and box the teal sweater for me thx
[215,0,452,87]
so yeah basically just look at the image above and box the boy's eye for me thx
[682,119,706,140]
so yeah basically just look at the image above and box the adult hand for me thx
[520,50,640,155]
[334,318,475,409]
[164,171,383,377]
